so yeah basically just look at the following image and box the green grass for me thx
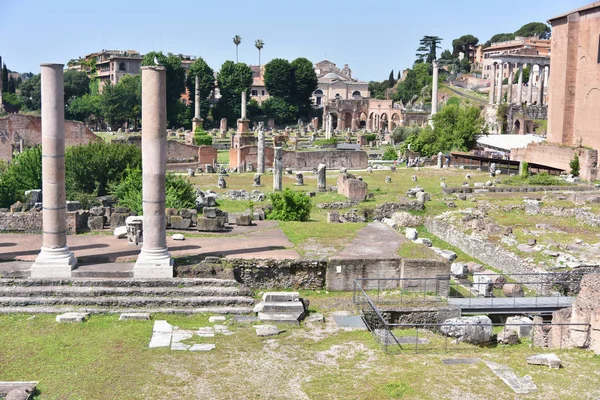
[1,311,599,399]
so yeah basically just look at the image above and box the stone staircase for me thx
[0,278,255,314]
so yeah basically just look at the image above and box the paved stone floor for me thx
[331,222,403,260]
[0,220,300,264]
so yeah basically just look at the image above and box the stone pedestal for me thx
[31,63,76,278]
[134,66,173,278]
[317,164,327,192]
[192,117,203,132]
[237,118,250,134]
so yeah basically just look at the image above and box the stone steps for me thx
[0,277,255,314]
[0,285,252,298]
[0,278,240,288]
[0,295,254,308]
[0,305,253,315]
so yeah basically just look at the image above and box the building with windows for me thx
[68,50,143,93]
[312,60,369,107]
[480,37,550,84]
[249,65,269,105]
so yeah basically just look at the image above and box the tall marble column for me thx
[237,91,249,133]
[326,113,332,139]
[489,63,497,104]
[191,75,203,131]
[507,64,514,104]
[134,66,173,278]
[241,91,247,120]
[527,66,535,105]
[257,128,265,174]
[496,62,504,104]
[273,147,282,191]
[31,64,76,278]
[431,60,439,116]
[516,64,524,104]
[538,66,546,106]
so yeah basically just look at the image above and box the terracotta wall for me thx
[511,142,598,180]
[0,114,100,162]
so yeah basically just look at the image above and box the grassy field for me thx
[1,307,599,399]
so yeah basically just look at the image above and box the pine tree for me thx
[388,70,395,87]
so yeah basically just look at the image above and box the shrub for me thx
[520,161,529,178]
[364,133,377,143]
[382,146,398,160]
[266,188,312,222]
[570,153,580,177]
[314,138,338,146]
[0,146,42,208]
[110,167,196,214]
[194,127,213,146]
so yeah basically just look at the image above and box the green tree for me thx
[415,36,443,64]
[7,76,16,94]
[382,146,398,160]
[394,63,431,105]
[262,96,298,125]
[100,75,141,130]
[255,39,265,68]
[452,34,479,57]
[515,22,551,39]
[290,57,318,116]
[19,73,41,111]
[1,64,8,94]
[63,69,90,103]
[570,154,580,177]
[141,52,186,128]
[215,60,253,126]
[388,70,395,88]
[264,58,293,99]
[233,35,242,63]
[67,93,102,127]
[266,188,312,222]
[0,146,43,208]
[185,57,215,123]
[484,33,516,48]
[1,92,23,112]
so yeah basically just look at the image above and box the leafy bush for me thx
[110,167,196,214]
[382,146,398,160]
[266,188,312,222]
[504,172,564,186]
[520,161,529,178]
[391,126,420,143]
[363,134,377,143]
[0,146,42,208]
[570,153,580,177]
[194,127,213,146]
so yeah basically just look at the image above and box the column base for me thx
[134,248,174,278]
[192,117,204,132]
[30,246,77,278]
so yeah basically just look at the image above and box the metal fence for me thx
[353,277,592,354]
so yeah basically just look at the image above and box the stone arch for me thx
[332,113,339,130]
[359,112,367,129]
[343,112,352,131]
[514,119,521,134]
[352,90,362,99]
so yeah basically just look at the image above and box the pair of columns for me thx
[30,64,172,279]
[488,62,548,106]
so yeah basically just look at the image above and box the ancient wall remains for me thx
[0,211,83,234]
[337,173,368,202]
[229,147,368,170]
[0,114,100,162]
[511,142,598,180]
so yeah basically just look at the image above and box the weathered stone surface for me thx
[236,214,252,226]
[208,316,226,323]
[254,324,283,337]
[473,272,494,297]
[305,313,324,323]
[327,211,339,223]
[172,233,185,240]
[505,316,533,338]
[87,215,105,230]
[170,216,191,230]
[440,316,493,344]
[405,228,418,241]
[56,312,89,323]
[484,361,537,394]
[391,211,422,228]
[149,320,173,348]
[414,238,433,247]
[189,344,216,351]
[570,274,600,348]
[119,313,151,321]
[526,353,562,369]
[450,262,467,278]
[197,217,224,232]
[497,328,519,345]
[114,226,128,238]
[502,283,524,297]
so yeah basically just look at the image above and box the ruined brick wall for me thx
[229,147,368,170]
[197,145,217,166]
[0,114,100,162]
[511,142,598,180]
[166,140,198,162]
[337,173,368,202]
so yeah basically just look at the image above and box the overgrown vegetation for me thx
[314,138,338,146]
[193,127,213,146]
[503,171,564,186]
[382,146,398,160]
[570,153,580,177]
[266,188,312,222]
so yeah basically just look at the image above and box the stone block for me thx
[172,233,185,240]
[327,211,339,223]
[440,315,492,344]
[197,217,224,232]
[450,262,467,278]
[236,214,252,226]
[66,201,82,212]
[254,324,284,337]
[473,272,493,297]
[205,196,217,207]
[506,316,533,338]
[89,206,105,216]
[405,228,418,241]
[526,353,562,369]
[190,344,216,351]
[170,216,191,230]
[203,207,218,219]
[119,313,151,321]
[497,328,519,345]
[56,312,89,323]
[502,284,524,297]
[209,316,227,323]
[114,226,127,238]
[87,215,105,230]
[110,212,129,229]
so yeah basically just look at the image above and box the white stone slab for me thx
[196,327,215,337]
[253,324,283,337]
[119,313,151,321]
[56,312,89,323]
[149,332,171,348]
[171,342,191,351]
[190,344,216,352]
[153,320,173,333]
[208,316,226,323]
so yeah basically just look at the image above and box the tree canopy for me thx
[141,52,186,128]
[452,34,479,57]
[515,22,551,39]
[416,36,443,64]
[215,60,253,125]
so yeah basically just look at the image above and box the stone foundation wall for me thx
[337,173,368,202]
[382,306,461,325]
[0,211,82,234]
[511,142,598,181]
[227,259,327,290]
[442,185,596,194]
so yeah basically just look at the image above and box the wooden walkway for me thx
[448,296,575,315]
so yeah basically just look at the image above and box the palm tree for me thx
[255,39,265,69]
[233,35,242,63]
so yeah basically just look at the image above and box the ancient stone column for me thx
[538,66,546,106]
[317,163,327,192]
[295,173,304,186]
[437,152,443,168]
[191,75,203,131]
[273,147,283,191]
[257,129,265,173]
[507,64,514,104]
[31,63,76,278]
[220,118,227,134]
[326,113,332,139]
[496,62,504,104]
[489,63,497,104]
[241,91,247,120]
[431,60,439,116]
[134,66,173,278]
[527,66,535,105]
[516,64,524,104]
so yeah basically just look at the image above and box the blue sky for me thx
[0,0,590,81]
